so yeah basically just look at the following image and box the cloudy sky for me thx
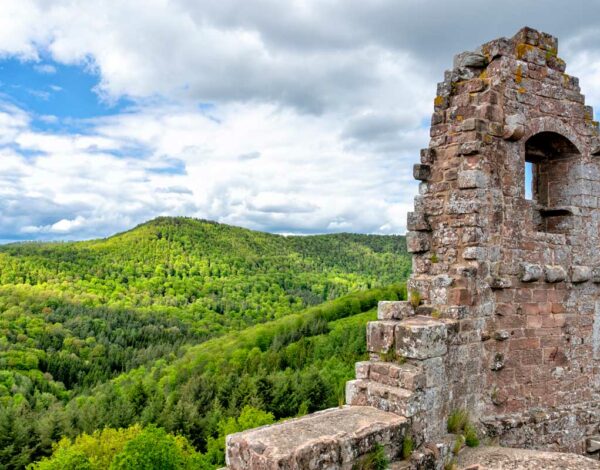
[1,0,599,242]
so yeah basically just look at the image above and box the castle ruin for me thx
[225,27,600,469]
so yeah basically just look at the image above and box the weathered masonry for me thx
[225,27,600,469]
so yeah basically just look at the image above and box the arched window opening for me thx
[524,131,581,233]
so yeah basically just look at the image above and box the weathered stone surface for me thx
[490,353,505,371]
[366,321,397,353]
[226,406,409,470]
[494,330,510,341]
[407,211,430,231]
[420,148,435,164]
[406,231,431,253]
[503,114,526,141]
[225,26,600,467]
[520,263,543,282]
[459,141,483,155]
[454,51,488,69]
[545,265,567,283]
[346,380,418,417]
[395,316,449,360]
[377,301,414,320]
[571,265,592,283]
[587,436,600,453]
[456,446,600,470]
[413,164,431,181]
[367,362,425,391]
[458,170,488,189]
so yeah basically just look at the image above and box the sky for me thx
[1,1,600,242]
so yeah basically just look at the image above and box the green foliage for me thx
[402,435,413,460]
[444,458,458,470]
[8,286,405,468]
[380,349,406,364]
[409,290,421,308]
[110,426,193,470]
[0,217,411,469]
[351,443,388,470]
[451,434,464,455]
[447,409,469,434]
[0,217,410,332]
[30,424,208,470]
[447,408,479,452]
[464,424,480,448]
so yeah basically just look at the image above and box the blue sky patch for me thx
[0,57,133,130]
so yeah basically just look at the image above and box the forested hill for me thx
[0,217,410,469]
[0,216,410,333]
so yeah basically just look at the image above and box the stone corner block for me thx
[367,321,397,353]
[377,300,414,320]
[354,361,371,379]
[413,164,431,181]
[407,211,430,231]
[406,231,431,253]
[395,316,448,360]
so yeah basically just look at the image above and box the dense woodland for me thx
[0,217,410,469]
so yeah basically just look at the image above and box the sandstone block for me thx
[459,141,483,155]
[420,148,435,164]
[406,232,431,253]
[407,211,430,231]
[225,406,408,470]
[355,361,370,379]
[545,265,566,283]
[463,246,485,260]
[587,436,600,453]
[395,316,448,360]
[571,265,591,283]
[367,321,397,353]
[592,267,600,283]
[413,164,431,181]
[346,379,419,417]
[454,51,487,69]
[368,362,425,391]
[377,301,414,320]
[458,170,488,189]
[520,263,543,282]
[503,114,526,141]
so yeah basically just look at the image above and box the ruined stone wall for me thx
[408,26,600,452]
[225,28,600,469]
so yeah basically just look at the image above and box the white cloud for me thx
[0,0,599,240]
[0,99,421,240]
[33,63,57,74]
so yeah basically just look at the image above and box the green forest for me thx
[0,217,410,469]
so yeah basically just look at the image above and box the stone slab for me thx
[395,316,449,360]
[225,406,408,470]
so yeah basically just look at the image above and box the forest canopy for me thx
[0,217,410,469]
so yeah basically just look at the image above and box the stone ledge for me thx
[225,406,408,470]
[456,446,600,470]
[346,379,418,416]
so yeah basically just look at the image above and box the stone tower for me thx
[225,27,600,469]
